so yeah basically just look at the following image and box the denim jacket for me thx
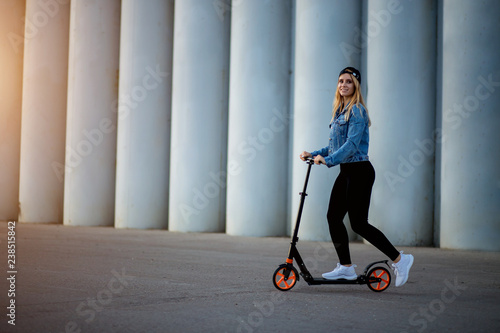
[311,104,370,168]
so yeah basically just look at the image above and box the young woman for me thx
[300,67,413,287]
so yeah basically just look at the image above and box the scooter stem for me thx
[291,158,314,244]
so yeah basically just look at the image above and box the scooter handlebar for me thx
[301,156,326,165]
[301,156,316,164]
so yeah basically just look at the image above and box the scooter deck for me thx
[305,276,371,285]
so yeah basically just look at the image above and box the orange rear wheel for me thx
[367,267,391,292]
[273,266,298,291]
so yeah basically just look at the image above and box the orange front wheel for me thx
[273,265,298,291]
[367,267,391,292]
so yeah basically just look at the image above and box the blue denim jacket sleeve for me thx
[311,105,369,168]
[310,146,328,158]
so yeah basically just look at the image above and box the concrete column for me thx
[19,0,70,223]
[168,0,230,232]
[0,0,24,220]
[440,0,500,251]
[292,0,362,241]
[226,0,292,237]
[115,0,174,229]
[64,0,121,226]
[367,0,436,246]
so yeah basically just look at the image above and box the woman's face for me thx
[338,73,355,98]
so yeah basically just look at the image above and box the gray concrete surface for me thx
[0,222,499,333]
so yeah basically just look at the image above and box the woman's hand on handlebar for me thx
[314,155,326,165]
[300,151,325,165]
[300,151,312,161]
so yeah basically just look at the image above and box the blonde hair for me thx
[332,73,371,126]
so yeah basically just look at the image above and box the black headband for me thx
[339,67,361,84]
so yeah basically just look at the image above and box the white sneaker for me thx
[392,251,414,287]
[322,263,357,280]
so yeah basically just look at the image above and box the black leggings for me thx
[327,161,400,265]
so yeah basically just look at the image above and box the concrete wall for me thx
[1,0,499,251]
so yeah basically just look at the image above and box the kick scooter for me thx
[272,157,392,292]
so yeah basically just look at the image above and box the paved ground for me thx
[0,222,499,333]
